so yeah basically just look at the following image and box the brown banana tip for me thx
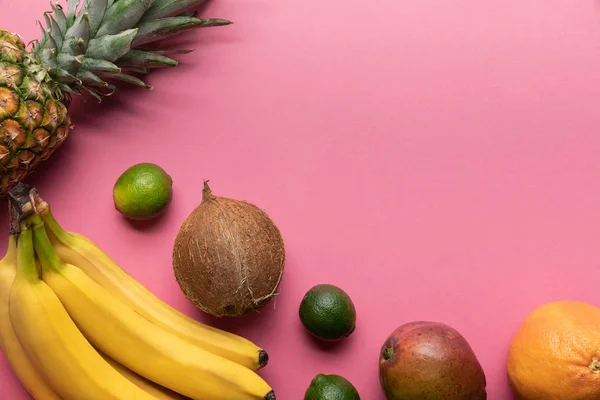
[259,350,269,368]
[265,390,276,400]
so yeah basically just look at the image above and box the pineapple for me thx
[0,0,230,194]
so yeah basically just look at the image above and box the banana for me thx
[32,216,276,400]
[100,352,186,400]
[37,201,268,371]
[9,219,160,400]
[0,235,61,400]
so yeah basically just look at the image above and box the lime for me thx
[299,284,356,341]
[112,163,173,220]
[304,374,360,400]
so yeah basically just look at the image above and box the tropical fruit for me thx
[30,214,273,399]
[113,162,173,219]
[9,217,158,399]
[299,284,356,341]
[507,300,600,400]
[0,0,230,194]
[0,235,61,399]
[35,186,271,372]
[172,181,285,317]
[379,321,487,400]
[304,374,360,400]
[0,183,276,399]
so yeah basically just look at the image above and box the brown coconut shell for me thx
[172,181,285,317]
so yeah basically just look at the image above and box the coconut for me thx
[172,181,286,317]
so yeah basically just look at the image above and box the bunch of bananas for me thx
[0,184,276,400]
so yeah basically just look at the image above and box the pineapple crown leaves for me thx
[30,0,231,102]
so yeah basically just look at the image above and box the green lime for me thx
[299,284,356,341]
[113,163,173,220]
[304,374,360,400]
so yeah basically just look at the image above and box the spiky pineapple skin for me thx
[0,29,71,194]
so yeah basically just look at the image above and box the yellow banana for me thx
[32,216,276,400]
[38,201,268,371]
[0,234,61,400]
[100,352,186,400]
[9,219,159,400]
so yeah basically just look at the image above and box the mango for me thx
[378,321,487,400]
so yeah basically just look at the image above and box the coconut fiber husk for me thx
[172,181,285,317]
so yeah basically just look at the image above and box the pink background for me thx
[2,1,600,398]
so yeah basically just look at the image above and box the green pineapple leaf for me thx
[38,48,57,68]
[43,12,52,30]
[53,69,80,85]
[87,29,138,63]
[116,49,177,68]
[47,13,64,49]
[36,20,47,47]
[97,71,153,89]
[27,0,230,103]
[78,85,103,101]
[60,85,80,95]
[56,53,83,73]
[81,58,121,73]
[133,16,231,47]
[143,48,194,55]
[97,0,154,37]
[77,69,107,87]
[52,3,68,35]
[63,37,87,57]
[142,0,206,21]
[81,0,108,38]
[66,0,80,26]
[64,12,90,48]
[40,30,56,51]
[177,11,197,18]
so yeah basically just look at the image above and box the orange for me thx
[507,301,600,400]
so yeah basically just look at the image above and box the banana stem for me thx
[36,204,75,247]
[16,222,38,282]
[32,219,66,273]
[8,182,37,235]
